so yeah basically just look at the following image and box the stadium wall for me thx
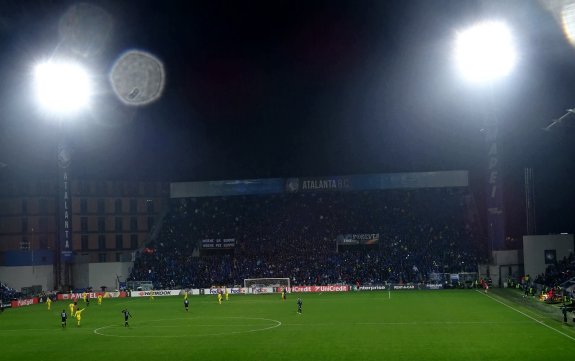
[523,234,574,278]
[73,263,89,289]
[0,265,53,291]
[72,262,133,290]
[492,250,523,286]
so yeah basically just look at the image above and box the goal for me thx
[244,278,291,293]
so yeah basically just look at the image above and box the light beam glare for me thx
[561,2,575,46]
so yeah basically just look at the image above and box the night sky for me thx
[0,0,575,238]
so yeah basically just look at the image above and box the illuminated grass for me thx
[1,289,573,361]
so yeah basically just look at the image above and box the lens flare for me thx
[109,50,165,106]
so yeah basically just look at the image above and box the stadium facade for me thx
[0,180,168,290]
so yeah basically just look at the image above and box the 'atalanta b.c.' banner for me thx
[285,171,468,193]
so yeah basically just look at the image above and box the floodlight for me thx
[33,60,92,116]
[454,21,517,84]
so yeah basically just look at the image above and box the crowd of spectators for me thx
[0,282,20,303]
[534,253,575,291]
[129,188,486,289]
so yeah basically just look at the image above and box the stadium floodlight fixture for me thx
[33,60,92,116]
[454,20,517,84]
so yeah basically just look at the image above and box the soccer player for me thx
[68,302,75,316]
[184,290,188,300]
[61,309,67,328]
[97,294,103,306]
[75,308,85,326]
[297,298,302,314]
[225,287,229,301]
[149,291,155,302]
[46,297,52,310]
[122,309,132,327]
[86,295,90,307]
[217,290,223,305]
[184,299,189,312]
[480,279,489,293]
[82,292,87,303]
[282,288,287,301]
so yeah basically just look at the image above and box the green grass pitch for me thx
[1,289,574,361]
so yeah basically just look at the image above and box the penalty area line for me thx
[477,290,575,342]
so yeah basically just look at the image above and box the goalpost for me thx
[243,278,291,294]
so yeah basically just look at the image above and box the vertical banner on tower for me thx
[485,123,505,251]
[58,143,73,262]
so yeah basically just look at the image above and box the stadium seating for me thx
[129,188,486,288]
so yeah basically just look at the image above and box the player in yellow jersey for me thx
[184,290,188,300]
[225,287,229,301]
[217,291,222,304]
[97,294,103,305]
[46,297,52,310]
[75,308,85,326]
[82,292,87,303]
[149,291,155,301]
[68,302,75,316]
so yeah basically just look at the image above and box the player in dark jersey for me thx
[282,288,287,301]
[61,310,67,328]
[184,299,189,312]
[297,298,302,314]
[122,309,132,327]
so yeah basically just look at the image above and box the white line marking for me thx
[283,320,532,326]
[93,316,282,338]
[0,327,95,332]
[478,290,575,342]
[130,324,277,328]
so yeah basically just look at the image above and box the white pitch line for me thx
[477,290,575,342]
[132,324,277,328]
[93,316,282,338]
[283,320,532,326]
[0,327,94,332]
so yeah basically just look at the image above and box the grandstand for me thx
[129,171,487,289]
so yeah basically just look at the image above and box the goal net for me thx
[244,278,291,293]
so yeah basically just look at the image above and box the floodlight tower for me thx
[454,21,517,253]
[33,59,93,290]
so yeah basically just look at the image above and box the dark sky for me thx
[0,0,575,237]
